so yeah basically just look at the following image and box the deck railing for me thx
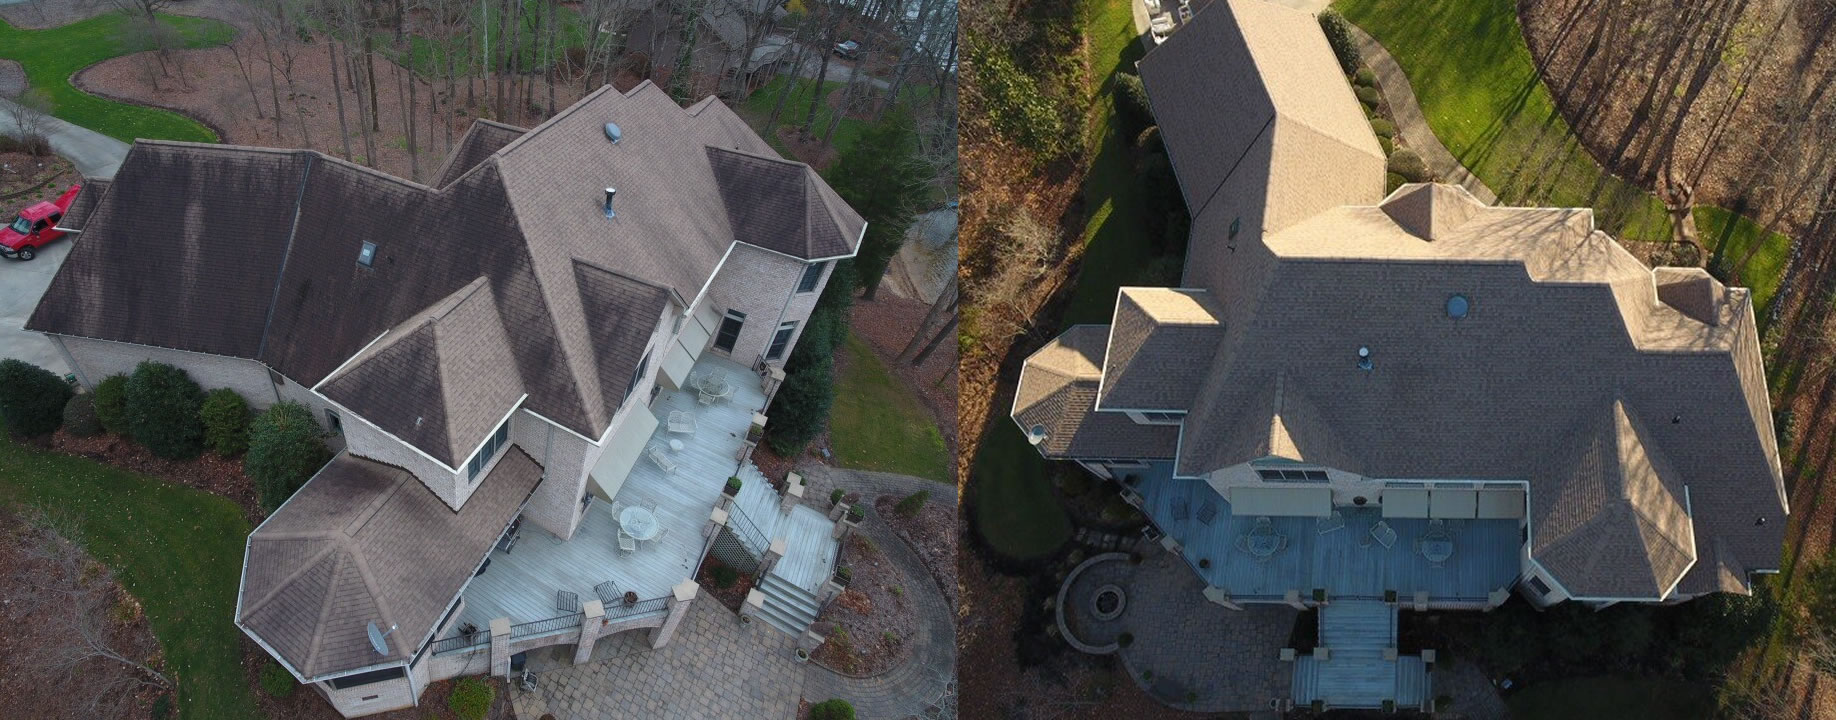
[429,630,491,656]
[726,502,770,555]
[509,612,583,641]
[603,595,670,622]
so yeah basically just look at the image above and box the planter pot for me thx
[794,648,810,663]
[623,592,638,606]
[723,481,741,497]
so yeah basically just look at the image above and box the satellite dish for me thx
[366,621,397,657]
[1026,424,1048,446]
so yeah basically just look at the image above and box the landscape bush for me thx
[125,361,206,458]
[1354,67,1376,86]
[1386,172,1408,193]
[1135,125,1162,155]
[259,661,295,698]
[448,676,495,720]
[63,393,102,437]
[764,356,834,457]
[200,388,251,456]
[710,565,739,589]
[92,374,129,433]
[1318,10,1362,74]
[809,698,856,720]
[1369,117,1397,138]
[1114,71,1154,137]
[1379,136,1394,155]
[1387,149,1431,183]
[1354,85,1380,108]
[895,490,930,517]
[247,401,330,512]
[0,358,71,437]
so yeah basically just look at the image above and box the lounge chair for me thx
[1196,498,1218,525]
[556,590,580,613]
[647,444,677,475]
[1316,511,1345,535]
[1170,496,1190,521]
[1370,520,1398,549]
[594,581,620,606]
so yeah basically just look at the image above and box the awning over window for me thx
[1430,489,1479,518]
[1229,486,1332,517]
[589,407,661,501]
[1382,488,1430,518]
[1476,488,1526,519]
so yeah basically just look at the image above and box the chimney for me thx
[604,188,616,218]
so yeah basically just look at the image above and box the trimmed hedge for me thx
[764,357,834,457]
[125,361,206,458]
[810,699,856,720]
[1319,10,1362,74]
[1354,85,1380,108]
[200,388,251,456]
[1379,136,1394,155]
[0,358,71,437]
[1114,71,1154,136]
[448,676,495,720]
[1354,67,1376,87]
[247,401,331,512]
[895,490,930,517]
[711,565,739,588]
[63,393,102,437]
[1369,117,1397,138]
[92,374,129,433]
[1387,148,1431,183]
[1386,171,1409,193]
[1135,124,1162,155]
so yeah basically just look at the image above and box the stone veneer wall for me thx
[704,244,832,368]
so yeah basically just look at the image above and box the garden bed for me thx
[696,555,756,613]
[0,150,74,202]
[875,493,957,610]
[810,533,915,676]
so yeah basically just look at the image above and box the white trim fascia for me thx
[304,658,410,685]
[312,330,393,391]
[522,406,601,446]
[1092,287,1124,409]
[315,393,463,474]
[684,243,738,325]
[455,394,530,473]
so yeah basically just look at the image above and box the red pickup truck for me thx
[0,183,80,261]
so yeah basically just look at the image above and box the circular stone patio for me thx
[1056,549,1300,713]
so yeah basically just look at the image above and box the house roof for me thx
[28,82,860,464]
[433,120,526,188]
[1098,288,1225,411]
[237,449,542,680]
[56,178,111,232]
[1012,325,1179,459]
[1015,0,1785,600]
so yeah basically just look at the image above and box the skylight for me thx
[357,241,377,267]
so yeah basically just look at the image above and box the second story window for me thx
[797,261,828,294]
[466,417,512,484]
[626,350,652,399]
[766,321,797,360]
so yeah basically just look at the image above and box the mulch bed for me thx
[696,555,756,612]
[849,295,959,479]
[35,430,266,526]
[810,533,916,676]
[0,151,74,202]
[875,494,958,610]
[248,639,516,720]
[0,508,166,720]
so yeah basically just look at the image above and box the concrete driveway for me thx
[0,98,130,376]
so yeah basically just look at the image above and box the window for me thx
[466,417,512,483]
[326,667,405,690]
[796,261,828,293]
[325,409,342,435]
[1130,411,1183,425]
[1525,575,1552,597]
[626,350,651,399]
[713,310,745,353]
[268,367,285,387]
[766,321,797,360]
[31,219,46,231]
[1256,469,1329,482]
[357,241,377,267]
[7,216,27,234]
[47,212,61,224]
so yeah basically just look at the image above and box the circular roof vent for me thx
[604,122,623,143]
[1027,424,1048,445]
[1446,294,1470,319]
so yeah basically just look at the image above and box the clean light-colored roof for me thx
[238,450,542,680]
[1012,326,1179,459]
[1098,288,1225,411]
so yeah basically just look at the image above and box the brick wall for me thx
[315,674,416,718]
[704,245,830,368]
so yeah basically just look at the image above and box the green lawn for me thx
[742,76,872,156]
[1505,676,1714,720]
[969,0,1145,562]
[0,15,235,144]
[830,332,951,482]
[0,437,257,720]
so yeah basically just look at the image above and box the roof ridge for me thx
[238,539,338,619]
[706,143,810,170]
[492,84,621,159]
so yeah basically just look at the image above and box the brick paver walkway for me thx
[796,466,958,719]
[510,599,805,720]
[1110,549,1298,713]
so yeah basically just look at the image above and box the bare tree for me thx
[8,88,55,156]
[899,274,956,362]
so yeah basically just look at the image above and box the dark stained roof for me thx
[55,178,111,232]
[1012,326,1180,459]
[237,449,542,680]
[433,120,526,187]
[574,261,673,417]
[707,146,858,258]
[28,82,860,461]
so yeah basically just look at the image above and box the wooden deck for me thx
[731,461,839,594]
[447,356,770,634]
[1135,473,1521,601]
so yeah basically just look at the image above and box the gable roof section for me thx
[1099,287,1225,410]
[1013,325,1179,459]
[55,178,111,233]
[707,147,858,259]
[574,261,673,416]
[1534,399,1696,599]
[434,120,527,187]
[238,450,542,680]
[319,278,527,467]
[29,82,860,460]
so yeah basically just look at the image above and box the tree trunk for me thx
[899,276,956,362]
[352,45,378,166]
[260,30,286,141]
[823,57,863,144]
[227,43,266,119]
[802,26,833,136]
[910,315,956,366]
[766,40,808,130]
[365,36,382,131]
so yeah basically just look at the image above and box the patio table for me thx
[619,506,660,542]
[1246,534,1283,558]
[1420,538,1454,563]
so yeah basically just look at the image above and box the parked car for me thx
[833,40,860,59]
[0,184,80,261]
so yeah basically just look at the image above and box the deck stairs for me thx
[1291,599,1431,710]
[722,461,840,637]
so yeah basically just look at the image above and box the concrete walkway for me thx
[1348,25,1498,204]
[796,466,958,719]
[0,97,130,179]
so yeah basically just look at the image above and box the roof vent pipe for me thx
[1357,346,1373,371]
[604,188,616,218]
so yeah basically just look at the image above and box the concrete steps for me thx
[754,570,820,638]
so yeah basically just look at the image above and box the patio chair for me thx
[1196,498,1218,525]
[594,581,621,606]
[556,590,581,613]
[1370,520,1398,549]
[617,532,637,555]
[668,410,697,435]
[609,500,628,518]
[647,444,678,475]
[1170,496,1190,521]
[1253,516,1274,532]
[1316,510,1345,535]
